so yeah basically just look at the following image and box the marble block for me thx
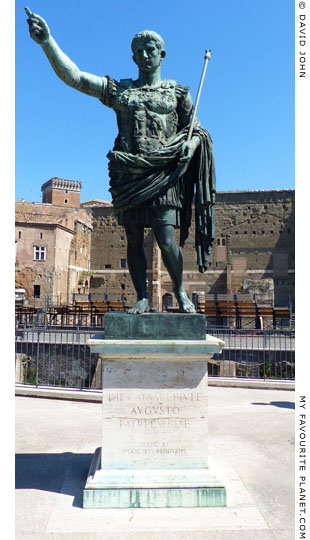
[84,335,226,508]
[101,357,209,470]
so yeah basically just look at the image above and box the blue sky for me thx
[15,0,294,203]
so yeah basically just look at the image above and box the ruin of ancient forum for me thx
[15,177,294,314]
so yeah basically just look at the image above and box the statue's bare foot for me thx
[174,290,196,313]
[127,298,149,314]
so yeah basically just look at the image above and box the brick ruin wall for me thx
[88,190,295,309]
[68,220,92,297]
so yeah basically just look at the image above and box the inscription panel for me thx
[101,359,208,470]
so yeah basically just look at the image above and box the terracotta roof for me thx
[15,201,92,229]
[81,199,113,207]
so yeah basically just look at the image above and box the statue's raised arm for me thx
[25,7,104,98]
[25,17,216,314]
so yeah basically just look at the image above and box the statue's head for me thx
[131,30,166,70]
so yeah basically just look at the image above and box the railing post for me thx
[36,330,40,387]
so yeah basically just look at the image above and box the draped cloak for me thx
[108,122,216,273]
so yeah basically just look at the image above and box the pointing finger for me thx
[25,6,46,25]
[25,6,33,18]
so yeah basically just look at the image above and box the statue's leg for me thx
[153,222,195,313]
[125,224,149,314]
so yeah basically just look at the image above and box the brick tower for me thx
[41,177,82,208]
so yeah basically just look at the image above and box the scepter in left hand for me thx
[187,50,212,141]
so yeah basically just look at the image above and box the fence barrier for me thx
[15,326,295,389]
[15,301,294,331]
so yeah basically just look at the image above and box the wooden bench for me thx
[75,301,91,310]
[74,301,94,326]
[273,307,291,328]
[217,300,236,315]
[235,301,258,329]
[108,300,125,312]
[166,306,180,313]
[15,305,36,325]
[90,301,109,326]
[255,305,274,329]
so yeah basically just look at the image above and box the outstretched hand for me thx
[25,7,50,45]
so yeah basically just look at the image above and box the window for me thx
[34,285,40,298]
[18,231,21,239]
[64,199,68,204]
[105,264,111,269]
[121,258,126,268]
[34,245,46,261]
[40,232,43,239]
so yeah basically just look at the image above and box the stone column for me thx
[148,231,161,311]
[226,264,232,294]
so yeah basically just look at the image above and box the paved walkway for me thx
[15,386,295,539]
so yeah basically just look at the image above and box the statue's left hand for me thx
[179,139,198,164]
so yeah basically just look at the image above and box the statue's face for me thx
[132,40,165,72]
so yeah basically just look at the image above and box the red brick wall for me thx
[42,189,80,208]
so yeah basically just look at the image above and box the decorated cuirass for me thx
[101,77,192,155]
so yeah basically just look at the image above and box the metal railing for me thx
[15,329,103,389]
[209,327,295,379]
[15,327,295,389]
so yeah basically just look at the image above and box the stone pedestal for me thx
[84,313,226,508]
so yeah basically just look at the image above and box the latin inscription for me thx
[123,440,186,456]
[130,406,180,415]
[123,447,186,455]
[105,391,207,432]
[108,392,202,402]
[102,388,208,465]
[119,418,190,429]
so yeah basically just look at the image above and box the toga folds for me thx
[100,76,216,273]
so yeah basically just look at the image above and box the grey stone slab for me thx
[83,448,226,508]
[87,336,224,357]
[104,312,206,340]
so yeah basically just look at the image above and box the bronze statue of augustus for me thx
[25,8,216,314]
